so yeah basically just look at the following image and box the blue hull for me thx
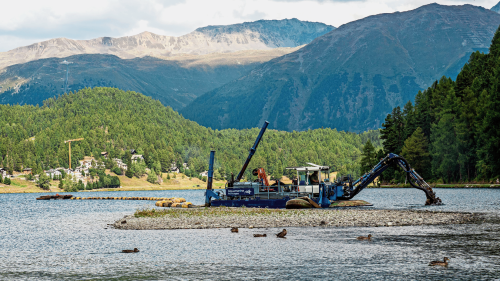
[211,198,291,208]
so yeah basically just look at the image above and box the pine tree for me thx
[401,127,431,179]
[360,140,377,174]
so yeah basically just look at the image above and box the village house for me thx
[0,168,6,178]
[131,155,144,163]
[101,152,108,159]
[79,156,95,169]
[22,168,32,175]
[130,149,137,155]
[182,163,189,170]
[199,171,208,177]
[45,169,62,179]
[170,162,180,173]
[113,158,128,170]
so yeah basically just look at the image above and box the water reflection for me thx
[0,188,498,280]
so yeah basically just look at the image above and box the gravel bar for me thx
[113,208,480,230]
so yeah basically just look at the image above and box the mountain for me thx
[492,1,500,13]
[0,19,334,69]
[0,19,333,108]
[0,87,380,179]
[0,47,300,109]
[181,4,500,132]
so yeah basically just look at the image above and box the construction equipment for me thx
[336,153,442,205]
[252,168,270,187]
[64,138,84,170]
[205,121,442,208]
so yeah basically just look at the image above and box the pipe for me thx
[207,150,215,190]
[235,121,269,182]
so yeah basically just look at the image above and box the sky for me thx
[0,0,498,52]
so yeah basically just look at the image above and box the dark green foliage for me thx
[112,167,123,175]
[0,174,2,183]
[37,173,51,190]
[359,140,377,174]
[381,25,500,182]
[125,169,133,178]
[4,177,11,185]
[77,180,85,190]
[401,127,431,179]
[58,179,63,189]
[97,170,120,188]
[147,171,158,184]
[0,87,380,180]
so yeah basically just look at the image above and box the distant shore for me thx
[113,208,480,230]
[2,182,500,194]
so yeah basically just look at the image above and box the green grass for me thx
[134,206,325,219]
[10,181,27,188]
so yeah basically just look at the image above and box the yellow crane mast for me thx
[64,138,84,170]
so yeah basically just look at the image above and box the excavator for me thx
[206,121,442,208]
[334,153,442,206]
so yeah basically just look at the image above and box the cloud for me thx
[0,0,498,52]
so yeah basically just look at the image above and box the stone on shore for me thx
[112,208,479,230]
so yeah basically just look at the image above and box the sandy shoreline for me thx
[113,208,480,230]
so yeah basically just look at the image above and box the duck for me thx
[253,234,267,237]
[231,227,238,233]
[429,257,450,266]
[356,234,372,241]
[276,229,287,238]
[122,248,139,253]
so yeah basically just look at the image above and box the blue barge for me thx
[205,122,442,208]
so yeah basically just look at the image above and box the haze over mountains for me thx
[0,19,332,108]
[182,4,500,132]
[0,19,333,69]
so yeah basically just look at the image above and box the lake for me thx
[1,188,499,280]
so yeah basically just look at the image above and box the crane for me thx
[64,138,84,170]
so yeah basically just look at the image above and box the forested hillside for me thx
[0,87,380,180]
[376,26,500,183]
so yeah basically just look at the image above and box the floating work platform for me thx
[36,194,73,200]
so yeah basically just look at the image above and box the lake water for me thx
[1,188,499,280]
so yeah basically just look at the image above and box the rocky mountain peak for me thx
[492,1,500,13]
[0,19,334,70]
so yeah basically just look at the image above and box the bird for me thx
[122,248,139,253]
[356,234,372,241]
[254,234,267,237]
[231,227,238,233]
[429,257,450,266]
[276,229,287,238]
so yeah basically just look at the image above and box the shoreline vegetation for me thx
[113,208,479,230]
[1,179,499,194]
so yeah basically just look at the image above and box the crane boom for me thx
[64,138,84,169]
[64,138,84,143]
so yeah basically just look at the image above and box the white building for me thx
[131,155,144,163]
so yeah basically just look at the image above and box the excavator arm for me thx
[338,153,442,205]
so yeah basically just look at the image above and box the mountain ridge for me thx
[0,19,334,70]
[181,3,500,132]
